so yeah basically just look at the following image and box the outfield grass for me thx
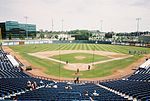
[51,53,109,63]
[9,44,150,78]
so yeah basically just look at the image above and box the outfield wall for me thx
[2,40,148,47]
[2,40,111,46]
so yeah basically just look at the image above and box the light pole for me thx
[59,43,61,82]
[100,20,103,32]
[61,19,64,33]
[24,16,29,39]
[136,18,141,36]
[51,18,54,32]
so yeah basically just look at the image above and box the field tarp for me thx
[139,59,150,70]
[6,55,19,67]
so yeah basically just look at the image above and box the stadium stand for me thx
[127,59,150,81]
[0,48,150,100]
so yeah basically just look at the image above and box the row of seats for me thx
[127,74,150,81]
[0,50,29,78]
[126,66,150,81]
[0,70,30,78]
[100,80,150,100]
[14,83,127,101]
[135,68,150,74]
[0,62,18,71]
[0,78,54,99]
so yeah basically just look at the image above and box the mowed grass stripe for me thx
[35,44,53,52]
[88,44,93,50]
[80,44,84,50]
[75,44,80,50]
[59,44,68,50]
[86,44,92,50]
[40,45,54,51]
[110,45,127,53]
[85,44,90,50]
[65,44,73,50]
[96,44,106,51]
[103,45,120,53]
[83,44,87,50]
[78,44,82,50]
[111,45,134,54]
[101,44,112,51]
[123,45,149,53]
[52,44,63,50]
[71,44,77,50]
[60,44,70,50]
[89,44,94,50]
[49,44,61,51]
[94,44,101,51]
[72,44,77,50]
[68,44,74,50]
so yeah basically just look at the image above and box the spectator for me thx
[33,81,37,90]
[84,90,88,96]
[40,80,44,86]
[53,85,58,88]
[93,90,99,96]
[26,80,32,90]
[65,85,72,90]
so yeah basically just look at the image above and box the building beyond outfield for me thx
[0,21,36,39]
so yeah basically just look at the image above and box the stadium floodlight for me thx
[51,18,54,32]
[61,19,64,32]
[100,20,103,32]
[136,18,142,36]
[24,16,29,40]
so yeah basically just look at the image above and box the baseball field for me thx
[9,43,150,79]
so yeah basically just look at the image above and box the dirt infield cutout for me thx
[29,50,132,71]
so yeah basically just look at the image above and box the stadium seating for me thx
[12,83,128,101]
[127,63,150,81]
[100,80,150,100]
[0,49,150,100]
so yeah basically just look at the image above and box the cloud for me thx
[0,0,150,32]
[131,0,150,7]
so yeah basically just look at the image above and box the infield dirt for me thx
[3,46,150,81]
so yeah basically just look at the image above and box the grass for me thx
[9,43,150,78]
[51,53,109,63]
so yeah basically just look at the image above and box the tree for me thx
[19,34,25,40]
[8,33,12,40]
[31,34,36,39]
[55,35,58,39]
[40,33,44,39]
[69,30,91,40]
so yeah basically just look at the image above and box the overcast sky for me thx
[0,0,150,32]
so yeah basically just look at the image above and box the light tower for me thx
[136,18,142,36]
[61,19,64,32]
[24,16,29,39]
[100,20,103,32]
[51,19,54,32]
